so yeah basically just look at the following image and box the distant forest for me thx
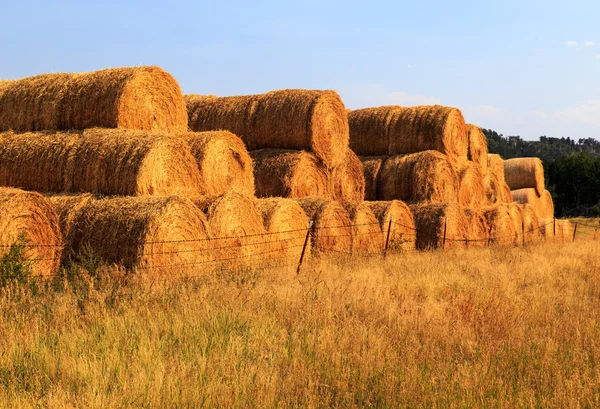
[483,129,600,217]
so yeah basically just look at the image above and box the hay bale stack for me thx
[46,193,95,238]
[467,125,488,174]
[257,198,311,260]
[62,196,212,271]
[331,149,365,204]
[184,131,254,197]
[409,202,467,250]
[483,205,517,246]
[360,156,385,201]
[194,192,266,262]
[508,203,524,246]
[0,66,187,133]
[348,106,399,156]
[484,161,512,204]
[463,208,489,247]
[365,200,416,251]
[556,220,574,243]
[511,188,554,219]
[296,197,352,255]
[457,161,487,208]
[503,158,545,196]
[378,151,459,203]
[0,188,62,277]
[186,90,349,168]
[539,218,555,241]
[250,149,330,199]
[344,203,384,255]
[521,204,541,244]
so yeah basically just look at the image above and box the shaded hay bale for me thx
[331,149,365,204]
[0,188,62,277]
[409,202,467,250]
[296,198,352,255]
[365,200,416,251]
[457,161,487,208]
[467,124,488,174]
[62,196,211,271]
[484,170,512,204]
[257,198,311,260]
[360,156,385,201]
[521,204,541,244]
[378,151,459,203]
[555,219,574,243]
[0,66,187,133]
[511,188,554,219]
[344,203,384,255]
[504,157,545,196]
[482,205,517,246]
[463,208,489,247]
[250,149,330,199]
[46,193,95,238]
[348,106,399,156]
[186,90,349,168]
[184,131,254,197]
[539,218,555,241]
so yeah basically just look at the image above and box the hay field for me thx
[1,240,600,407]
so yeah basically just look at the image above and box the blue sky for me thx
[2,0,599,140]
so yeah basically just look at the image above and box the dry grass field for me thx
[0,235,599,408]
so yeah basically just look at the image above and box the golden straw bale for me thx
[487,154,507,183]
[186,90,349,168]
[183,130,254,197]
[378,151,459,203]
[250,149,330,199]
[257,198,311,260]
[344,203,384,255]
[539,218,555,241]
[503,157,545,196]
[409,202,467,250]
[0,66,187,133]
[555,219,574,243]
[331,149,365,204]
[484,166,512,204]
[457,161,487,207]
[463,208,489,247]
[63,196,211,272]
[360,156,385,201]
[467,124,488,174]
[365,200,416,251]
[46,194,95,238]
[0,188,62,277]
[508,203,524,246]
[511,188,554,219]
[482,205,517,246]
[295,197,352,255]
[521,204,541,244]
[348,106,399,156]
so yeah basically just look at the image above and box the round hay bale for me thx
[46,193,95,238]
[556,219,574,243]
[365,200,416,251]
[378,151,459,203]
[63,196,212,272]
[0,131,80,193]
[184,130,254,197]
[503,157,545,196]
[348,106,398,156]
[539,218,555,241]
[511,188,554,219]
[463,208,489,247]
[484,171,512,204]
[457,161,487,207]
[409,202,467,250]
[467,124,488,174]
[295,197,352,255]
[344,203,384,255]
[508,203,524,246]
[482,205,517,246]
[521,204,541,244]
[186,90,349,168]
[0,66,187,133]
[194,192,266,263]
[257,198,311,260]
[0,188,62,277]
[360,156,385,201]
[331,149,365,204]
[250,149,330,199]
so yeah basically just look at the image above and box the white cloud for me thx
[407,64,413,69]
[566,41,579,47]
[584,41,596,46]
[554,100,600,127]
[534,110,549,118]
[596,54,600,59]
[463,104,502,120]
[390,92,440,106]
[565,40,596,48]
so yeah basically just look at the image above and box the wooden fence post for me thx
[572,222,578,242]
[383,216,393,259]
[296,220,313,274]
[442,217,448,248]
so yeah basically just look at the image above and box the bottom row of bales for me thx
[0,187,576,277]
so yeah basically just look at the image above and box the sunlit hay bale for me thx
[46,193,95,239]
[484,157,513,204]
[503,157,545,196]
[0,188,62,277]
[508,203,525,246]
[378,151,459,203]
[0,66,187,133]
[183,130,254,197]
[511,188,554,219]
[521,204,541,244]
[330,149,365,204]
[63,196,212,272]
[463,208,489,248]
[365,200,416,251]
[194,192,267,265]
[457,161,487,208]
[348,106,398,156]
[250,149,330,199]
[343,203,384,255]
[359,156,385,201]
[482,205,517,246]
[186,89,349,168]
[0,131,80,193]
[257,198,311,261]
[296,197,352,256]
[409,202,467,250]
[67,128,203,196]
[539,218,555,241]
[556,219,574,243]
[467,124,488,174]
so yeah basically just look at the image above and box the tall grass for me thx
[1,240,600,408]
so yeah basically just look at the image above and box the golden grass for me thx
[1,241,599,407]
